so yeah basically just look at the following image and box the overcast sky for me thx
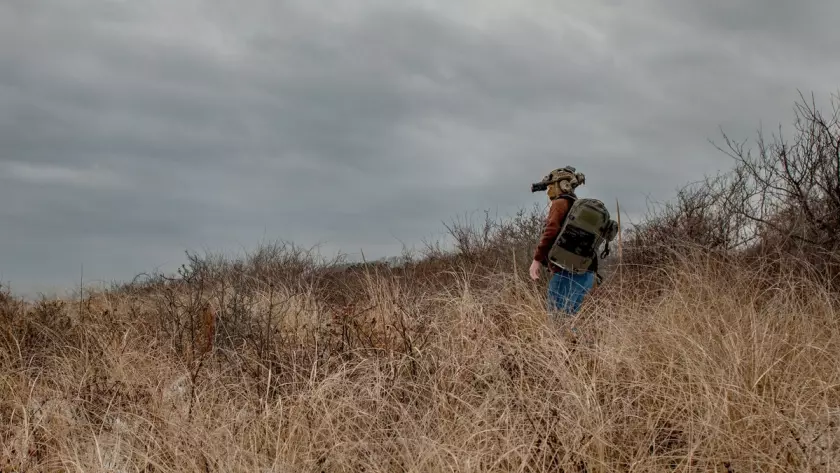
[1,0,838,297]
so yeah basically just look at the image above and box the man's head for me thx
[531,166,585,199]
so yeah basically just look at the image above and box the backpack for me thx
[548,196,618,274]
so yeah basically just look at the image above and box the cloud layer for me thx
[2,0,838,296]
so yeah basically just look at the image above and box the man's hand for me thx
[529,260,542,280]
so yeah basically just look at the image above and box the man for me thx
[529,167,601,316]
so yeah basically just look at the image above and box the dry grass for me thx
[1,245,838,473]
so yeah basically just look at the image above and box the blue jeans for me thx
[547,268,595,316]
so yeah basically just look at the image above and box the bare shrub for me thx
[714,92,840,275]
[622,171,751,272]
[620,91,840,291]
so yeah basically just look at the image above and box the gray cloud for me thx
[1,0,838,296]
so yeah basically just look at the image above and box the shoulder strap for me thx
[553,194,576,228]
[551,193,577,202]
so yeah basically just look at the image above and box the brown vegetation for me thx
[1,93,839,472]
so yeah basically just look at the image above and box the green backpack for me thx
[548,197,618,274]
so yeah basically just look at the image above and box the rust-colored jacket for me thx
[533,196,573,271]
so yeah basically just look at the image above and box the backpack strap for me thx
[551,193,577,227]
